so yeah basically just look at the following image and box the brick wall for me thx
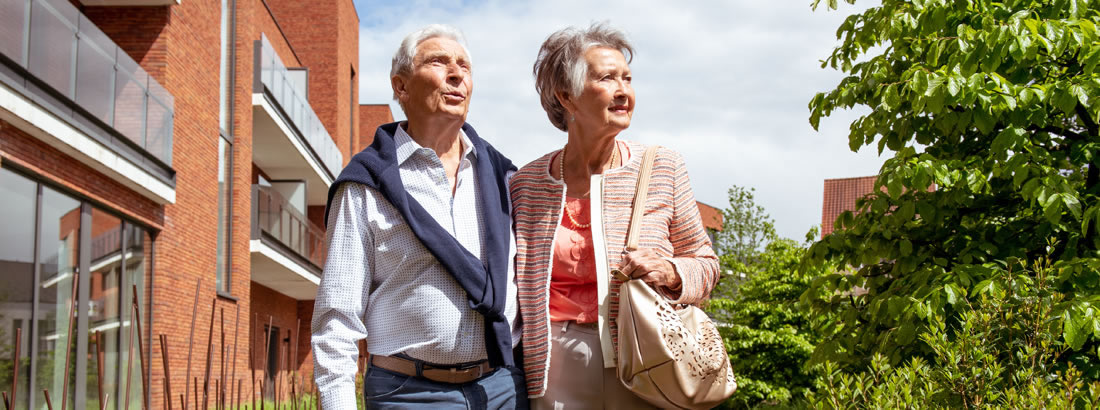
[357,104,394,153]
[0,121,164,227]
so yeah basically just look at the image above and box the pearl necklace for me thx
[559,143,619,229]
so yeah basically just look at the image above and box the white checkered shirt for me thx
[311,124,519,409]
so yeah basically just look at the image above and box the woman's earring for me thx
[570,114,575,122]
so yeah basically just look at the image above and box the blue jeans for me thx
[363,365,529,409]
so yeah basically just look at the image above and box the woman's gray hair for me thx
[390,24,472,100]
[533,22,634,132]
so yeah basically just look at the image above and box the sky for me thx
[351,0,885,240]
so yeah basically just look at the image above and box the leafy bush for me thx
[804,257,1100,409]
[709,233,832,409]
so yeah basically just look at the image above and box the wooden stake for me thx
[261,317,272,402]
[94,331,105,409]
[132,284,150,410]
[60,272,78,410]
[124,302,137,410]
[220,308,226,410]
[10,327,20,410]
[184,279,202,410]
[160,335,174,410]
[231,305,240,409]
[42,389,53,410]
[203,299,217,409]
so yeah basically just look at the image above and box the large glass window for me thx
[37,185,80,410]
[0,168,36,410]
[0,167,152,410]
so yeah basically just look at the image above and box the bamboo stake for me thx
[231,305,240,409]
[160,335,174,410]
[132,284,150,410]
[124,301,137,410]
[249,342,256,410]
[60,272,78,410]
[179,394,185,410]
[94,331,105,409]
[10,327,20,410]
[3,391,9,410]
[101,393,109,410]
[184,279,202,410]
[193,378,199,410]
[203,299,217,410]
[220,308,226,410]
[261,317,272,403]
[42,390,53,410]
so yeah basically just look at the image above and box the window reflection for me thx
[0,168,153,410]
[37,185,80,409]
[0,168,36,410]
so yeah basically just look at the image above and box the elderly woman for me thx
[510,23,720,408]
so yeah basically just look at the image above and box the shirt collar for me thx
[394,122,477,165]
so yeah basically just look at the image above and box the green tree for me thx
[711,186,778,299]
[708,230,831,409]
[805,0,1100,375]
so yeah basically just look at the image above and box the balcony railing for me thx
[254,35,342,178]
[0,0,174,166]
[252,184,326,270]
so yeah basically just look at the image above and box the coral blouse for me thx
[548,196,599,323]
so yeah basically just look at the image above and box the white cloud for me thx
[354,0,887,240]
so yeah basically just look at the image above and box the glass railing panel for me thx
[114,55,148,148]
[0,0,28,66]
[257,35,343,177]
[3,0,175,167]
[74,16,115,126]
[146,80,174,164]
[253,185,325,270]
[28,0,77,96]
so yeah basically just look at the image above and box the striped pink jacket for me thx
[510,140,720,397]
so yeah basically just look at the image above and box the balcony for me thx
[250,184,325,300]
[0,0,175,204]
[252,34,342,207]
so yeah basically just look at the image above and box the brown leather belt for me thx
[369,354,495,384]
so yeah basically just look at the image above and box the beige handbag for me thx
[611,146,737,410]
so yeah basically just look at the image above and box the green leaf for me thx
[1054,86,1079,114]
[944,283,962,305]
[1064,193,1083,219]
[900,239,913,257]
[1071,84,1089,106]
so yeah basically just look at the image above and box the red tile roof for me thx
[821,176,877,237]
[696,201,723,232]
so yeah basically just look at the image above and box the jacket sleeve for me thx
[660,149,721,305]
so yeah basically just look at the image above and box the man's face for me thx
[394,37,473,122]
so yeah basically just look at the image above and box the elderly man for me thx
[311,25,525,409]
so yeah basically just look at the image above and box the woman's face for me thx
[567,47,634,135]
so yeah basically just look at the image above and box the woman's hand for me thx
[620,249,682,290]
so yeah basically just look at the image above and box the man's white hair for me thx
[390,24,472,103]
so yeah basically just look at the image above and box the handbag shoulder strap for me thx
[625,146,659,252]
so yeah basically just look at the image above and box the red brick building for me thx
[821,176,877,237]
[0,0,377,408]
